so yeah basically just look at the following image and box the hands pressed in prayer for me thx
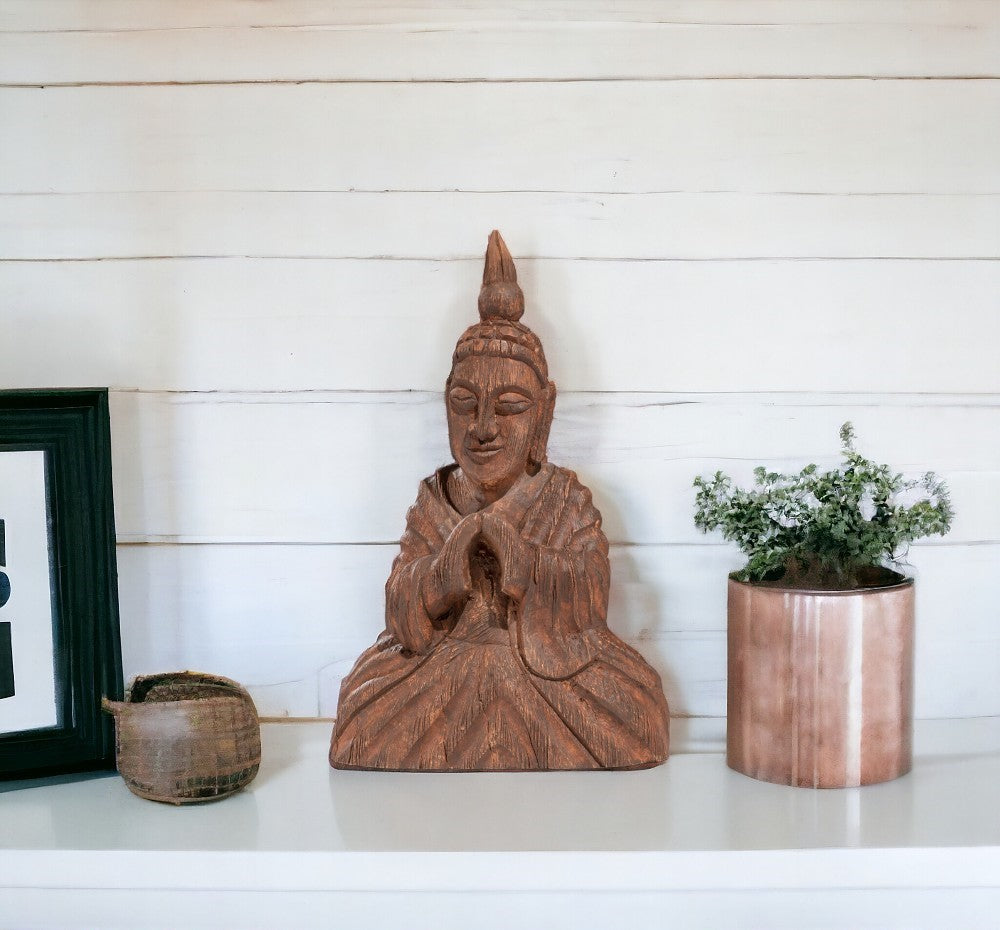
[479,511,533,600]
[421,512,481,617]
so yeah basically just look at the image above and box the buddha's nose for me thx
[473,406,499,442]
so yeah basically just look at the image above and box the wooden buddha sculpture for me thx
[330,231,670,771]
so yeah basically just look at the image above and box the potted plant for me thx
[693,423,953,787]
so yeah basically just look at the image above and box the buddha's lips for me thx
[466,444,503,461]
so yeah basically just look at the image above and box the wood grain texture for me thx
[103,391,1000,546]
[5,192,999,260]
[114,541,1000,723]
[3,20,998,83]
[3,81,998,193]
[3,260,998,393]
[326,234,668,770]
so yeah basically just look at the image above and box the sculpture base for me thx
[329,754,666,773]
[329,630,669,773]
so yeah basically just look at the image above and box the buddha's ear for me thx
[529,381,556,468]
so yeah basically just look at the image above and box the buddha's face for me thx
[447,355,550,495]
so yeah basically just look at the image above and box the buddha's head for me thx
[446,231,556,496]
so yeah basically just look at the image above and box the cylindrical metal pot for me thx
[727,575,914,788]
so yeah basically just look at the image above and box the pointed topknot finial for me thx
[478,230,525,322]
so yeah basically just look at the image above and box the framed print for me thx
[0,390,123,779]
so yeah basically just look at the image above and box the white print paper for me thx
[0,451,58,733]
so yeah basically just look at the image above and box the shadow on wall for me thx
[112,391,187,684]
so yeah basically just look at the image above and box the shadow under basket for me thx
[103,672,261,805]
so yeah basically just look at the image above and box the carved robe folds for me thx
[330,463,670,771]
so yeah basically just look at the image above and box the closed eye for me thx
[448,389,477,414]
[495,393,533,416]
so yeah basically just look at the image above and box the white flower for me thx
[859,488,876,521]
[894,483,926,510]
[800,491,821,511]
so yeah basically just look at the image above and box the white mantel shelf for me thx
[3,719,999,930]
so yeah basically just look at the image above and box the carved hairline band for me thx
[451,338,549,387]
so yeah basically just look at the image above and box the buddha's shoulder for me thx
[410,463,597,509]
[540,462,598,508]
[418,466,451,499]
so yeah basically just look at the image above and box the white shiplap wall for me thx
[1,1,998,740]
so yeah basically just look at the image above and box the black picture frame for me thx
[0,389,123,779]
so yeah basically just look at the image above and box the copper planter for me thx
[727,576,914,788]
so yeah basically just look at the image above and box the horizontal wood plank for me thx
[2,81,998,193]
[5,192,999,260]
[3,20,998,83]
[115,540,1000,720]
[104,391,1000,547]
[3,258,998,393]
[3,1,995,31]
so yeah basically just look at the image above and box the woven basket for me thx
[103,671,261,804]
